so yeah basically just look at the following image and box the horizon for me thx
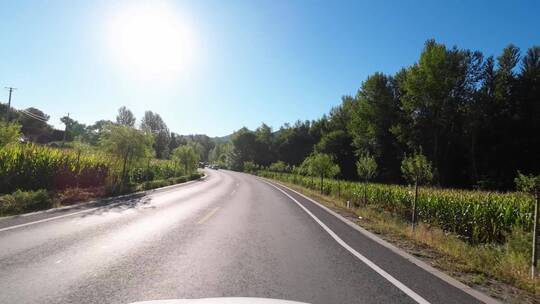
[1,0,539,137]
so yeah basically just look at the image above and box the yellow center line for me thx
[196,207,220,224]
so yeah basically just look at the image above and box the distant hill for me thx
[213,134,232,143]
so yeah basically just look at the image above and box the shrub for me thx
[0,189,54,216]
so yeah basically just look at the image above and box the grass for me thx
[266,178,540,303]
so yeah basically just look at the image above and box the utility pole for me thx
[5,87,16,121]
[63,112,70,142]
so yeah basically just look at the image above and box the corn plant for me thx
[259,171,534,244]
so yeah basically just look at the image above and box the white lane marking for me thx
[262,180,431,304]
[0,177,209,233]
[0,207,103,233]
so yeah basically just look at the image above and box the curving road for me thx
[0,169,491,304]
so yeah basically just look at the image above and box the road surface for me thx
[0,169,489,304]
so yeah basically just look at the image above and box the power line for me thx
[20,108,49,121]
[20,109,48,123]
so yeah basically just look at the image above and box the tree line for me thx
[0,104,212,192]
[219,40,539,190]
[0,104,217,163]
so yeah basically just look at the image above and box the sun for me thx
[107,2,196,77]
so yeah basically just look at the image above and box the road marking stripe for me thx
[196,207,220,224]
[0,176,208,233]
[262,180,431,304]
[0,207,102,233]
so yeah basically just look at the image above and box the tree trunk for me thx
[147,158,151,181]
[121,150,129,186]
[470,132,479,186]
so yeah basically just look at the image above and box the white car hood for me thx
[131,298,309,304]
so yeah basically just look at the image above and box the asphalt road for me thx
[0,169,488,304]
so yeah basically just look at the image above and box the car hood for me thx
[131,298,309,304]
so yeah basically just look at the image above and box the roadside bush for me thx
[0,189,54,216]
[142,180,168,190]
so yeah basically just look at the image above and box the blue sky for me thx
[1,0,539,137]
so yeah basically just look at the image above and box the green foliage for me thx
[259,171,534,243]
[356,152,377,181]
[303,153,340,178]
[130,159,182,183]
[268,160,289,173]
[209,142,232,169]
[99,124,154,184]
[315,129,356,179]
[116,106,136,127]
[0,143,109,194]
[401,152,433,185]
[229,127,257,170]
[172,145,199,175]
[515,172,540,195]
[140,111,170,159]
[17,107,52,142]
[0,121,21,147]
[303,153,340,193]
[0,189,54,216]
[140,173,201,191]
[243,161,258,173]
[60,115,87,141]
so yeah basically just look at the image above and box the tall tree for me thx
[116,106,136,127]
[60,115,87,142]
[172,145,200,175]
[100,124,154,186]
[350,73,402,182]
[18,107,52,143]
[229,127,257,171]
[397,40,477,185]
[140,111,171,159]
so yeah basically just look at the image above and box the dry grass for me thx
[274,180,540,303]
[55,187,106,206]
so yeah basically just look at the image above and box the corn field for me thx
[0,143,110,193]
[130,159,188,183]
[0,143,197,195]
[259,171,534,244]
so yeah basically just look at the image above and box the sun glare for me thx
[107,2,196,77]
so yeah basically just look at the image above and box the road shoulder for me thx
[258,176,503,304]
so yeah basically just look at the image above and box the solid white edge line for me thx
[262,177,500,304]
[261,179,431,304]
[0,175,208,233]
